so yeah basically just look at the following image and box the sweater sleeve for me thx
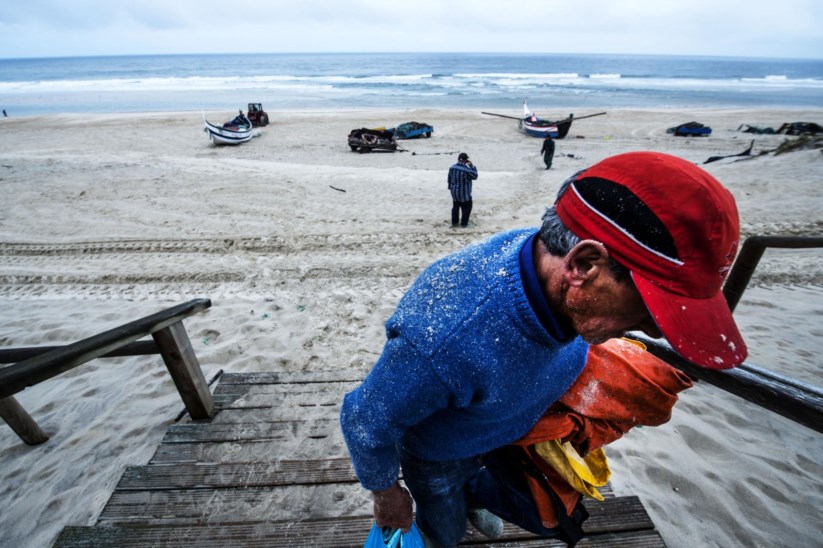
[340,335,451,491]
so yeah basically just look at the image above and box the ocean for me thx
[0,52,821,116]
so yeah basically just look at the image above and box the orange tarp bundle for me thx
[514,338,693,527]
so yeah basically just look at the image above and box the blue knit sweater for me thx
[340,228,588,490]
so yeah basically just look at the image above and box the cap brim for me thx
[633,274,747,369]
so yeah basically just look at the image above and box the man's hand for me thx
[373,481,413,532]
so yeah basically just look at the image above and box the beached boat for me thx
[347,127,398,152]
[483,101,605,139]
[667,121,712,137]
[520,101,574,138]
[520,115,574,138]
[389,121,433,139]
[203,112,253,145]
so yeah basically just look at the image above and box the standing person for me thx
[447,152,478,227]
[2,109,7,117]
[340,151,747,547]
[541,134,555,169]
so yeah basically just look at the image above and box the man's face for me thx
[563,269,662,345]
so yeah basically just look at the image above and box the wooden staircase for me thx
[53,372,666,547]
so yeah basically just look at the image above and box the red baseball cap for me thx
[556,151,747,369]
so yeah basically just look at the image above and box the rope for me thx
[174,368,224,422]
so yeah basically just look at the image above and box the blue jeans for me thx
[398,445,579,546]
[398,445,482,547]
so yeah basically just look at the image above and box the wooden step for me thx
[149,437,347,464]
[207,405,343,423]
[97,484,370,525]
[213,380,359,395]
[118,459,357,490]
[217,371,363,385]
[97,485,649,531]
[119,460,614,498]
[55,513,664,547]
[162,419,339,444]
[211,380,354,411]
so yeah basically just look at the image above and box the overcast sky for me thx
[1,0,821,60]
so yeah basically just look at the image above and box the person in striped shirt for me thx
[448,152,479,227]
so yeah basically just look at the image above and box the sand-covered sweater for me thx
[340,229,588,491]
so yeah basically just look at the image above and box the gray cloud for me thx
[1,0,821,59]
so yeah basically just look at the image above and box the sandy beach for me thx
[0,107,821,547]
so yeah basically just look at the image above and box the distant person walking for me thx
[541,134,555,169]
[448,152,478,227]
[2,109,7,117]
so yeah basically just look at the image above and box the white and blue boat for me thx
[203,112,254,145]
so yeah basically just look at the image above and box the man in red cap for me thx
[341,151,746,546]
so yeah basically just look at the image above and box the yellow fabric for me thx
[621,337,646,350]
[533,440,611,501]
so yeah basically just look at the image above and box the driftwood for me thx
[704,140,755,164]
[705,135,823,164]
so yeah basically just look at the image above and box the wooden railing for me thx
[632,236,823,434]
[0,298,214,445]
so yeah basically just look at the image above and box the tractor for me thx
[246,103,269,127]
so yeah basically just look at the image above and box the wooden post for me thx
[723,236,823,313]
[0,396,49,445]
[152,322,214,420]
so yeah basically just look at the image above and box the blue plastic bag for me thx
[364,523,424,548]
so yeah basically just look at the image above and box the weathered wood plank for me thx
[210,383,347,415]
[118,459,357,490]
[98,484,371,524]
[211,399,340,424]
[576,530,665,547]
[98,484,649,534]
[214,380,358,397]
[209,390,343,411]
[149,437,349,465]
[55,520,664,547]
[118,459,614,499]
[581,496,654,534]
[218,371,363,385]
[470,529,665,546]
[53,520,369,548]
[162,419,339,443]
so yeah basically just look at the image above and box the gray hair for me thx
[538,171,630,282]
[537,172,581,256]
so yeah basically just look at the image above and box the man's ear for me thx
[563,240,611,287]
